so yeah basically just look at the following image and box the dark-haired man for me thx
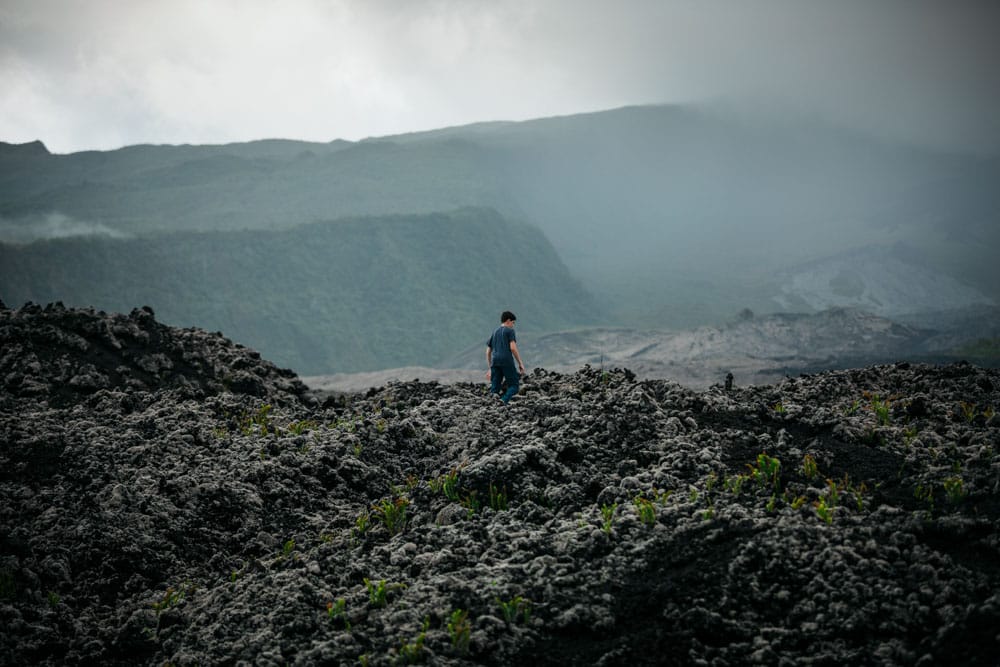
[486,310,525,404]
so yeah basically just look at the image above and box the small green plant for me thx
[702,503,715,521]
[364,578,406,608]
[705,471,719,493]
[211,425,229,440]
[376,419,388,434]
[813,478,843,524]
[943,476,966,503]
[281,539,296,557]
[327,598,351,630]
[843,399,861,416]
[489,482,509,511]
[773,401,786,414]
[353,510,371,540]
[959,402,977,423]
[903,426,919,447]
[801,454,819,480]
[152,586,186,613]
[825,478,841,508]
[230,569,240,583]
[633,496,656,525]
[852,481,868,511]
[870,395,891,426]
[790,495,807,510]
[372,496,410,536]
[239,404,273,436]
[335,415,361,432]
[765,494,777,513]
[47,591,60,608]
[814,497,834,524]
[460,491,480,518]
[442,469,460,501]
[496,595,531,625]
[397,617,430,664]
[447,609,472,653]
[287,419,318,435]
[749,453,781,490]
[600,503,617,534]
[724,474,747,496]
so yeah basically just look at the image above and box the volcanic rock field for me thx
[2,302,999,666]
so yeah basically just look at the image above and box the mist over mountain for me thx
[1,104,997,375]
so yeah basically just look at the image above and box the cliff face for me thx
[1,303,999,665]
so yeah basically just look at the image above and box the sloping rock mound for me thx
[0,301,309,407]
[1,304,999,665]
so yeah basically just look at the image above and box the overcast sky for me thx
[2,0,999,154]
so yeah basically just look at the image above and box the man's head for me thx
[500,310,516,325]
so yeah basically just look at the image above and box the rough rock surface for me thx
[2,303,999,666]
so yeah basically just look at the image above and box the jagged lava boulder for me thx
[1,302,998,666]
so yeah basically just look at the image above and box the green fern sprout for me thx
[442,469,460,501]
[749,453,781,490]
[460,491,480,518]
[496,595,531,625]
[372,496,409,535]
[633,496,656,525]
[447,609,471,653]
[600,503,617,534]
[801,454,819,480]
[489,482,509,511]
[943,476,965,503]
[364,578,406,608]
[327,598,351,630]
[397,617,430,664]
[870,395,891,426]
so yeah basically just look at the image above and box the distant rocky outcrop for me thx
[2,304,999,665]
[0,301,309,407]
[773,245,996,317]
[0,140,49,158]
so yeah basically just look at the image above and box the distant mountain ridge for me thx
[2,104,997,372]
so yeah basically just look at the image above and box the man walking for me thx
[486,310,525,405]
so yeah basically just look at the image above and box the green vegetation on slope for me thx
[0,208,598,374]
[952,338,1000,366]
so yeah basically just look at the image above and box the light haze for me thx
[2,0,999,154]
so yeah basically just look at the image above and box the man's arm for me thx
[509,341,525,374]
[485,346,492,379]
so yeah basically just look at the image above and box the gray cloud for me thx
[1,0,998,153]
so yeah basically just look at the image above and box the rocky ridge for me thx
[2,303,999,665]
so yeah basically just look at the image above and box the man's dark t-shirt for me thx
[488,326,516,365]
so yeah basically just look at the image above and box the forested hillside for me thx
[0,208,596,373]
